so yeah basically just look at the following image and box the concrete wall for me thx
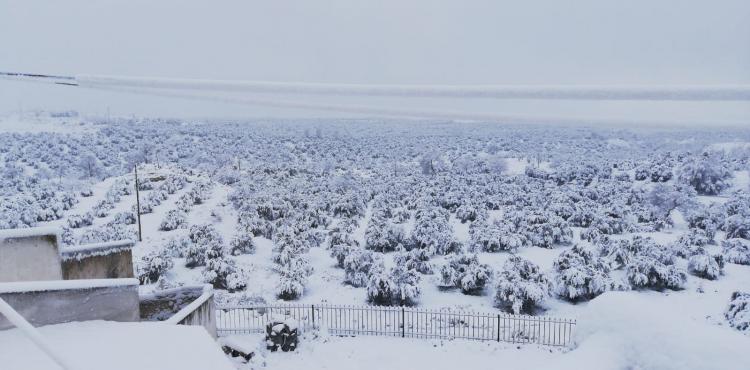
[0,230,62,283]
[0,279,140,330]
[62,249,135,280]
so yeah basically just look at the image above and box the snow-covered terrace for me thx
[0,321,234,370]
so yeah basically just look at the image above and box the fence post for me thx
[401,308,405,338]
[311,305,315,329]
[497,314,501,342]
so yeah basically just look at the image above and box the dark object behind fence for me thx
[217,304,576,347]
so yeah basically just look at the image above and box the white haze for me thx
[0,0,749,126]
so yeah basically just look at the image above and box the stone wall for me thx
[61,248,135,280]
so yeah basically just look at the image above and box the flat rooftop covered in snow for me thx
[0,321,234,370]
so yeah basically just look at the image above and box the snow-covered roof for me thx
[0,226,60,243]
[0,321,235,370]
[0,278,138,294]
[60,240,135,261]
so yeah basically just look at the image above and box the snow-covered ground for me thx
[229,292,749,370]
[2,115,749,369]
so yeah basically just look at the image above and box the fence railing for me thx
[216,304,576,347]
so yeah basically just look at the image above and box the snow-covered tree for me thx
[495,256,552,314]
[677,153,732,195]
[438,254,492,295]
[722,238,750,265]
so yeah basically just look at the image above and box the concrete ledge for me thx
[0,278,140,330]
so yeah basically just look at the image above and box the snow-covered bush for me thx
[366,268,394,305]
[553,244,617,301]
[365,264,420,306]
[722,238,750,265]
[677,153,732,195]
[365,214,406,252]
[725,291,750,333]
[272,226,310,266]
[78,224,136,244]
[605,236,688,290]
[389,265,422,306]
[330,192,366,218]
[635,160,673,183]
[468,219,527,252]
[627,254,687,290]
[160,174,188,194]
[688,249,725,280]
[67,212,93,229]
[684,204,722,240]
[411,206,461,255]
[343,248,384,288]
[159,210,187,231]
[670,228,711,258]
[507,210,573,249]
[137,250,174,284]
[185,224,224,267]
[494,256,552,314]
[330,243,356,268]
[92,199,114,218]
[166,236,191,258]
[59,226,75,247]
[276,256,312,300]
[203,257,247,292]
[229,232,255,256]
[393,249,433,275]
[111,211,137,225]
[455,202,483,223]
[438,254,492,295]
[725,213,750,240]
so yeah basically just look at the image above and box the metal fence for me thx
[216,304,576,347]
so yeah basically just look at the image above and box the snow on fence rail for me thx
[216,304,576,347]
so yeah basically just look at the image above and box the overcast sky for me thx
[1,0,748,125]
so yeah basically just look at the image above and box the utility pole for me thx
[134,165,143,242]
